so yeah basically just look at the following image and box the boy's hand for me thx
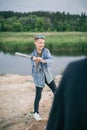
[39,59,46,63]
[37,57,46,63]
[32,56,46,63]
[32,56,42,62]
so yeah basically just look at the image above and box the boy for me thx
[31,34,57,121]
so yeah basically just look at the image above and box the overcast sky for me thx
[0,0,87,15]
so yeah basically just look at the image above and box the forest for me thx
[0,11,87,32]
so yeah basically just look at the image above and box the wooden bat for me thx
[15,52,32,58]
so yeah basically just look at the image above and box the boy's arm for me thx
[30,50,54,64]
[44,50,54,65]
[31,49,54,64]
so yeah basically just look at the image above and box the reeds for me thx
[0,32,87,55]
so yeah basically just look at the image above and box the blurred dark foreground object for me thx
[46,58,87,130]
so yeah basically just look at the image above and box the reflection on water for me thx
[0,52,85,76]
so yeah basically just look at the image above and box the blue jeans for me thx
[34,80,57,113]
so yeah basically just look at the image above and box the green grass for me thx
[0,32,87,55]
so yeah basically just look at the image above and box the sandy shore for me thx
[0,74,62,130]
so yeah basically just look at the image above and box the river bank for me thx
[0,74,62,130]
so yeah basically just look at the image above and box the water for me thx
[0,52,85,76]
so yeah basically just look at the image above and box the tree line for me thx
[0,11,87,32]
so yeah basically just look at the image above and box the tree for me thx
[13,22,22,32]
[43,17,52,31]
[0,11,87,32]
[0,16,4,31]
[35,17,45,31]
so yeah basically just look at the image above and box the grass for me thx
[0,32,87,55]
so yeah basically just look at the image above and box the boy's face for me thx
[34,39,45,51]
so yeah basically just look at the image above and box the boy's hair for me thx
[34,34,45,40]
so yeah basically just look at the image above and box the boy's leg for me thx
[45,80,57,94]
[34,87,43,113]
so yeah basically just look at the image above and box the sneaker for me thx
[33,112,42,121]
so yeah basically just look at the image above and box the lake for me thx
[0,52,85,77]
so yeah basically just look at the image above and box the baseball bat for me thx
[15,52,31,58]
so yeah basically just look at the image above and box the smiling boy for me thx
[30,34,57,121]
